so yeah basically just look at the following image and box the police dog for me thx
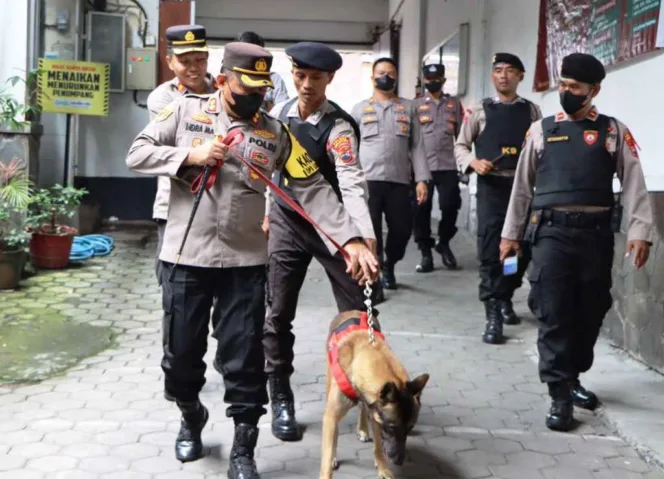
[319,310,430,479]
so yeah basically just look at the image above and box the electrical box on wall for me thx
[86,11,126,92]
[126,48,157,90]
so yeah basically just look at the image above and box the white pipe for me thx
[69,0,82,186]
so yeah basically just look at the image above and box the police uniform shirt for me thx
[502,106,654,243]
[413,93,464,171]
[455,96,542,175]
[264,72,289,106]
[268,99,376,240]
[147,74,217,220]
[350,97,431,184]
[126,90,363,267]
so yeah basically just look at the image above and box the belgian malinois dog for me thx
[319,310,430,479]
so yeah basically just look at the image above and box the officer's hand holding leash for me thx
[184,140,229,167]
[626,240,650,269]
[343,239,380,286]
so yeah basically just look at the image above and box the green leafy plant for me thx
[0,69,43,130]
[0,158,33,251]
[27,184,88,235]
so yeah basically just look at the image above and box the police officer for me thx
[500,53,653,431]
[261,42,376,442]
[351,57,430,290]
[413,63,465,272]
[149,25,217,285]
[126,42,378,478]
[236,31,290,110]
[454,53,542,344]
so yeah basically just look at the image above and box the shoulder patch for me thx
[154,105,173,123]
[284,126,320,179]
[624,128,640,159]
[329,135,356,165]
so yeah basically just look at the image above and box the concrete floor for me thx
[0,226,662,478]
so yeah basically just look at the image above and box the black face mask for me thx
[375,75,396,91]
[560,90,588,115]
[424,81,443,93]
[229,90,264,119]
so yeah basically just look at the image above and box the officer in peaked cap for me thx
[149,24,216,296]
[262,41,379,442]
[500,51,652,432]
[455,52,542,345]
[127,39,378,477]
[412,61,465,274]
[166,25,209,54]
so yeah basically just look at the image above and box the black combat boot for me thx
[415,248,434,273]
[175,399,209,462]
[569,379,599,411]
[228,423,260,479]
[482,299,504,344]
[435,241,458,270]
[268,374,301,441]
[381,261,397,289]
[499,299,521,325]
[546,382,574,432]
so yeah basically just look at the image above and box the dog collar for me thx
[327,312,385,401]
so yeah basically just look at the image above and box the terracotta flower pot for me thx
[29,225,77,270]
[0,248,26,290]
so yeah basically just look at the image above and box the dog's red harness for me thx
[327,312,384,401]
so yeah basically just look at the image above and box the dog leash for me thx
[190,128,350,262]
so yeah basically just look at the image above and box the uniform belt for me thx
[540,209,611,229]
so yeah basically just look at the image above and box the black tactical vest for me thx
[531,114,616,209]
[474,98,533,172]
[273,99,360,211]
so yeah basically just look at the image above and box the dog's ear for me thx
[407,373,430,397]
[379,381,399,404]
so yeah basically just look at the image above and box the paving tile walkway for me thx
[0,227,662,478]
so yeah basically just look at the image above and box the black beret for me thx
[423,63,445,78]
[561,53,606,84]
[223,42,273,88]
[166,25,208,55]
[285,42,343,72]
[492,52,525,72]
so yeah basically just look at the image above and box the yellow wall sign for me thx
[37,59,110,116]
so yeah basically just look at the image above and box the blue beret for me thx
[423,63,445,78]
[285,42,343,72]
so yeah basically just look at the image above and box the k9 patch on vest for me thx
[284,128,320,179]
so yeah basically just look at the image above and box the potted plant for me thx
[0,70,44,186]
[0,157,33,289]
[26,184,87,269]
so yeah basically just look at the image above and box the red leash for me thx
[190,129,350,261]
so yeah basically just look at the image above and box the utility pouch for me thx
[523,210,542,244]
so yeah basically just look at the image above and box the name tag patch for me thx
[185,122,214,135]
[547,135,569,143]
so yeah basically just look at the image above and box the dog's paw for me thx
[333,458,339,470]
[375,461,394,479]
[357,431,372,443]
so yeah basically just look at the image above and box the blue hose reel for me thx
[69,234,115,262]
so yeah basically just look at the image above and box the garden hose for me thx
[69,234,115,262]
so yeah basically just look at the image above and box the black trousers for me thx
[528,224,614,383]
[413,170,461,250]
[263,203,366,377]
[155,219,167,285]
[368,180,412,265]
[476,176,530,302]
[160,262,268,421]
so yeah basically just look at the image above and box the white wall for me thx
[0,0,29,121]
[196,0,388,44]
[76,0,158,179]
[411,0,664,191]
